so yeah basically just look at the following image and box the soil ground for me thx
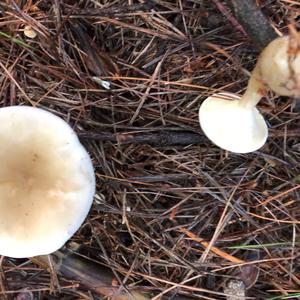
[0,1,299,299]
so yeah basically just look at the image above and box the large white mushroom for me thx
[199,34,300,153]
[0,106,95,258]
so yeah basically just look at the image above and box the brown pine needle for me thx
[256,184,300,207]
[180,228,244,264]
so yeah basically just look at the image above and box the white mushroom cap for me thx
[0,106,95,258]
[259,36,300,96]
[199,93,268,153]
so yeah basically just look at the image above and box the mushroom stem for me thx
[237,63,265,109]
[198,33,300,153]
[238,33,300,110]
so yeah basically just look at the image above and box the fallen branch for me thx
[79,128,299,147]
[31,248,150,300]
[80,130,205,146]
[225,0,278,49]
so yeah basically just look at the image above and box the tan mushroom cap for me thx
[259,36,300,96]
[199,93,268,153]
[24,25,37,39]
[0,106,95,258]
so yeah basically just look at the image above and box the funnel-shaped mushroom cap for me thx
[0,106,95,258]
[199,93,268,153]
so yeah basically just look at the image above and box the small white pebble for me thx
[91,77,111,90]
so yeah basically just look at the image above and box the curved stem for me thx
[238,61,266,109]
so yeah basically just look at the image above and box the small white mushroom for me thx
[23,25,37,39]
[0,106,95,258]
[199,34,300,153]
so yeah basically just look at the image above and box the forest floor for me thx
[0,1,299,300]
